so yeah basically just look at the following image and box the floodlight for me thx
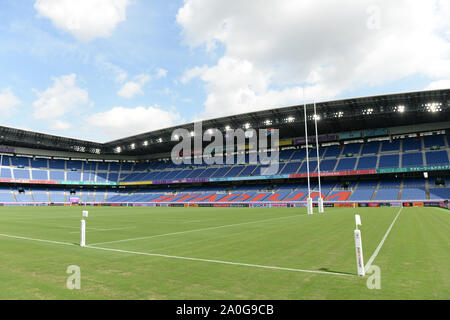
[397,105,405,113]
[286,116,295,123]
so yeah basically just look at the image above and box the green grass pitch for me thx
[0,205,449,299]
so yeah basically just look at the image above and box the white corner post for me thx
[80,219,86,247]
[354,215,365,276]
[313,101,324,213]
[303,92,313,215]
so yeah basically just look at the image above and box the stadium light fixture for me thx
[312,114,321,121]
[243,123,251,129]
[143,140,148,146]
[264,119,272,126]
[130,143,136,150]
[397,105,405,113]
[225,125,231,131]
[157,137,163,143]
[286,116,295,123]
[425,102,442,113]
[115,146,122,153]
[334,111,344,118]
[363,108,373,115]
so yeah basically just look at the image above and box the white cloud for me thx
[95,57,128,83]
[88,105,182,140]
[34,0,130,42]
[181,65,209,84]
[50,120,71,130]
[117,82,143,98]
[156,68,168,78]
[177,0,450,118]
[425,79,450,90]
[117,73,151,98]
[0,88,21,115]
[32,74,90,119]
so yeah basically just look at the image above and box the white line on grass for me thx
[89,213,307,246]
[68,227,136,234]
[0,232,353,277]
[0,233,76,247]
[85,245,354,277]
[364,207,403,272]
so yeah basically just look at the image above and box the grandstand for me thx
[1,89,450,301]
[0,89,449,206]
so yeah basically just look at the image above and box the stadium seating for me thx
[401,188,426,200]
[402,153,423,167]
[378,155,399,168]
[357,156,377,170]
[0,133,448,203]
[374,188,399,200]
[425,151,449,165]
[350,189,374,201]
[429,188,450,200]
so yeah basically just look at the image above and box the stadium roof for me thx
[1,89,449,156]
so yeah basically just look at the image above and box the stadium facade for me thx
[0,89,449,208]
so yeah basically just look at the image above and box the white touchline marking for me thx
[89,213,307,246]
[0,233,76,247]
[364,207,403,272]
[68,227,136,233]
[85,245,354,277]
[0,232,353,277]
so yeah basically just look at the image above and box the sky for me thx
[0,0,449,143]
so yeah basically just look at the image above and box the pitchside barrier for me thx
[0,200,449,209]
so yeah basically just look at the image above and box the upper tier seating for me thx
[0,134,447,185]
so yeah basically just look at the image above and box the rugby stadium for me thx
[0,89,449,300]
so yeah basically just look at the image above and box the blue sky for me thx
[0,0,449,142]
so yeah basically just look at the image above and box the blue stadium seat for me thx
[11,157,30,167]
[49,171,65,180]
[403,178,425,186]
[423,135,445,148]
[13,169,30,179]
[350,189,374,200]
[298,161,317,173]
[361,141,380,155]
[319,159,337,172]
[30,158,48,169]
[280,162,302,174]
[323,145,341,158]
[429,188,450,199]
[379,179,401,188]
[67,171,81,181]
[0,168,12,179]
[381,140,400,152]
[401,188,426,200]
[67,160,83,170]
[1,155,10,166]
[336,158,357,171]
[402,138,422,151]
[49,160,65,170]
[425,151,449,165]
[342,143,361,155]
[402,153,423,167]
[357,156,377,170]
[374,188,399,200]
[378,155,399,168]
[357,180,378,188]
[31,170,48,180]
